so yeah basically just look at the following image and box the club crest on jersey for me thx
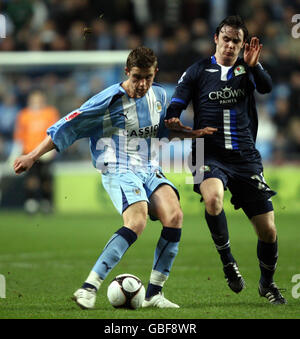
[65,110,82,121]
[133,188,141,195]
[199,165,211,172]
[234,65,246,76]
[155,101,162,113]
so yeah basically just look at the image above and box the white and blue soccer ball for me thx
[107,273,145,309]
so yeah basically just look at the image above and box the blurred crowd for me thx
[1,0,300,164]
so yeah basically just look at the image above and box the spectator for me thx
[6,0,33,34]
[39,20,57,50]
[112,20,132,49]
[156,38,181,83]
[68,21,87,50]
[143,23,163,54]
[55,78,79,116]
[289,71,300,118]
[0,35,16,51]
[50,34,69,51]
[272,98,290,131]
[30,0,49,33]
[91,19,113,50]
[191,18,212,56]
[256,104,277,162]
[10,90,60,213]
[127,34,142,50]
[174,25,199,71]
[27,33,43,51]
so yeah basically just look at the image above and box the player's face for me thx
[125,66,158,98]
[214,25,245,66]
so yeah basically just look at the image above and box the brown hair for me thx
[216,15,249,42]
[126,46,158,70]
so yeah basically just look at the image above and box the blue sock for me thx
[205,210,235,265]
[91,226,137,281]
[146,227,181,299]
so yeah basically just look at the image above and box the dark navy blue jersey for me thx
[167,55,272,165]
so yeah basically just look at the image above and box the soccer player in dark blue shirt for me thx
[165,16,286,304]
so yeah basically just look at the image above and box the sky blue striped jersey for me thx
[47,82,168,173]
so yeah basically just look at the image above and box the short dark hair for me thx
[215,15,248,42]
[126,46,158,70]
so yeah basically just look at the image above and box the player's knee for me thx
[163,208,183,228]
[260,223,277,243]
[127,217,147,236]
[123,204,148,236]
[205,194,223,215]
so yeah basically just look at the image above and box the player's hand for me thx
[13,155,35,175]
[164,118,192,131]
[189,127,218,138]
[244,37,262,67]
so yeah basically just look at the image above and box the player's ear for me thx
[124,67,130,77]
[214,33,218,45]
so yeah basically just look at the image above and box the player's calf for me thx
[144,227,182,304]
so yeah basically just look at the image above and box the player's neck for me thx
[214,53,237,67]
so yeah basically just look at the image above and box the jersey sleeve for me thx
[166,62,199,119]
[47,93,111,152]
[248,63,272,94]
[156,87,170,139]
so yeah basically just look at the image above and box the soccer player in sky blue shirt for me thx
[13,46,214,310]
[165,16,286,305]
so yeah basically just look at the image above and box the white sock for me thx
[149,269,168,287]
[85,270,103,290]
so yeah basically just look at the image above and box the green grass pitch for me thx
[0,211,299,319]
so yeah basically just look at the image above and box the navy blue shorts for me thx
[193,159,276,219]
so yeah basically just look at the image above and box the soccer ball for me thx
[107,273,145,309]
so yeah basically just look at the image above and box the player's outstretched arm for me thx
[164,117,192,132]
[14,135,56,175]
[165,118,217,139]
